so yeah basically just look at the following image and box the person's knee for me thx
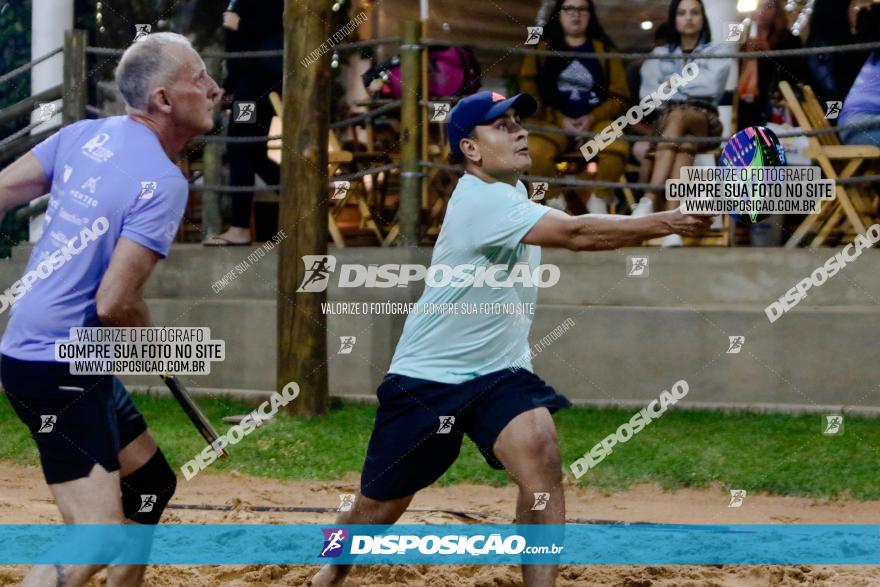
[120,448,176,524]
[514,428,563,485]
[348,492,412,524]
[633,141,650,163]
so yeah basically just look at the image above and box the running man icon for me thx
[298,256,333,292]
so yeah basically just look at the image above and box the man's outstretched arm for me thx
[522,208,714,251]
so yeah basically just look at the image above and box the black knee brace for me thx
[121,448,177,524]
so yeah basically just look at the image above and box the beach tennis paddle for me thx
[719,125,788,224]
[160,373,229,458]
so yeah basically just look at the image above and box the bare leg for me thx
[106,431,159,586]
[310,492,414,586]
[666,142,698,211]
[22,431,161,587]
[21,465,123,587]
[646,108,711,210]
[493,408,565,587]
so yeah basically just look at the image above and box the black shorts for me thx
[0,354,147,484]
[360,368,571,500]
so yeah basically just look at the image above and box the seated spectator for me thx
[519,0,630,214]
[839,3,880,147]
[632,0,731,247]
[737,0,806,130]
[804,0,865,104]
[628,23,671,194]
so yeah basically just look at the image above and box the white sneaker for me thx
[631,197,654,218]
[661,234,683,248]
[587,194,608,215]
[546,196,567,211]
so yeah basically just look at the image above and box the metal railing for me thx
[3,26,879,246]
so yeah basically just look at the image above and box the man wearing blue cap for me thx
[312,91,711,587]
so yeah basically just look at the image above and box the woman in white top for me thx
[633,0,731,246]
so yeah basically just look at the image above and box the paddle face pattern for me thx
[719,126,788,224]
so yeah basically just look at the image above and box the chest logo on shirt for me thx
[81,133,114,162]
[139,181,158,200]
[80,176,101,194]
[558,60,597,103]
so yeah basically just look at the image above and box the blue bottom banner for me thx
[0,524,877,565]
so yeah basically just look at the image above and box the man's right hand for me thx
[661,208,716,237]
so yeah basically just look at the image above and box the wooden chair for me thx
[778,81,880,247]
[266,92,384,247]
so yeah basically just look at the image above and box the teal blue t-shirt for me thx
[388,173,552,384]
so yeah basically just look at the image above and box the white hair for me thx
[115,32,194,110]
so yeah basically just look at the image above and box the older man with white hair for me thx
[0,32,220,586]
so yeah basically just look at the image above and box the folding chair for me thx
[778,81,880,247]
[266,93,384,247]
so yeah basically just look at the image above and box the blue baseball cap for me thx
[447,91,537,159]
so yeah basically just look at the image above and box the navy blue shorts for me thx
[0,354,147,484]
[360,368,572,500]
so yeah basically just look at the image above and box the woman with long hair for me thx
[519,0,630,214]
[633,0,731,246]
